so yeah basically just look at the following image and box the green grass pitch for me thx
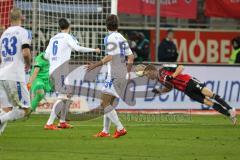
[0,114,239,160]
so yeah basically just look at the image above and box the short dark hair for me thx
[167,29,174,34]
[231,36,240,49]
[58,18,70,30]
[106,14,119,31]
[231,36,240,45]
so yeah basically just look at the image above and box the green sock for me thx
[31,93,44,111]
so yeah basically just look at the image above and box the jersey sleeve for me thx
[123,38,133,56]
[34,54,45,69]
[66,35,95,52]
[33,58,42,68]
[162,64,178,72]
[21,29,32,45]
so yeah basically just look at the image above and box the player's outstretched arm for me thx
[172,65,184,78]
[86,55,112,71]
[75,46,100,53]
[126,54,134,79]
[27,67,40,90]
[127,54,134,72]
[67,35,100,53]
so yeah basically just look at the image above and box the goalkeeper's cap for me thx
[59,18,70,30]
[106,14,119,31]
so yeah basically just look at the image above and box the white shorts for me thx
[102,77,127,98]
[0,80,30,109]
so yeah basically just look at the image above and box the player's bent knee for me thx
[201,87,214,98]
[100,100,110,108]
[62,99,73,109]
[32,89,44,99]
[100,93,116,108]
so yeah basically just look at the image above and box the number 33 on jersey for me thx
[0,26,32,83]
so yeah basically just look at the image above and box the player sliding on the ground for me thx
[86,14,134,138]
[44,18,100,130]
[142,64,237,125]
[27,41,52,112]
[0,8,32,134]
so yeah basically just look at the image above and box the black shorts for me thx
[185,78,206,104]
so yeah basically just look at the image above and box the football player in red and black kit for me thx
[143,64,237,125]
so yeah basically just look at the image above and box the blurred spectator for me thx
[158,29,178,62]
[229,36,240,64]
[128,31,138,58]
[135,32,150,62]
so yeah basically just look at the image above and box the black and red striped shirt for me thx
[158,64,192,92]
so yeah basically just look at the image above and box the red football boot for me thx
[94,131,110,137]
[44,124,61,130]
[112,128,127,138]
[58,122,73,129]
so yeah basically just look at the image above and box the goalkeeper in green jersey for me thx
[28,51,52,111]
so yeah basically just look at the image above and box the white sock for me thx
[59,100,71,123]
[60,106,67,123]
[105,109,123,131]
[0,108,25,123]
[102,114,111,133]
[46,100,62,125]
